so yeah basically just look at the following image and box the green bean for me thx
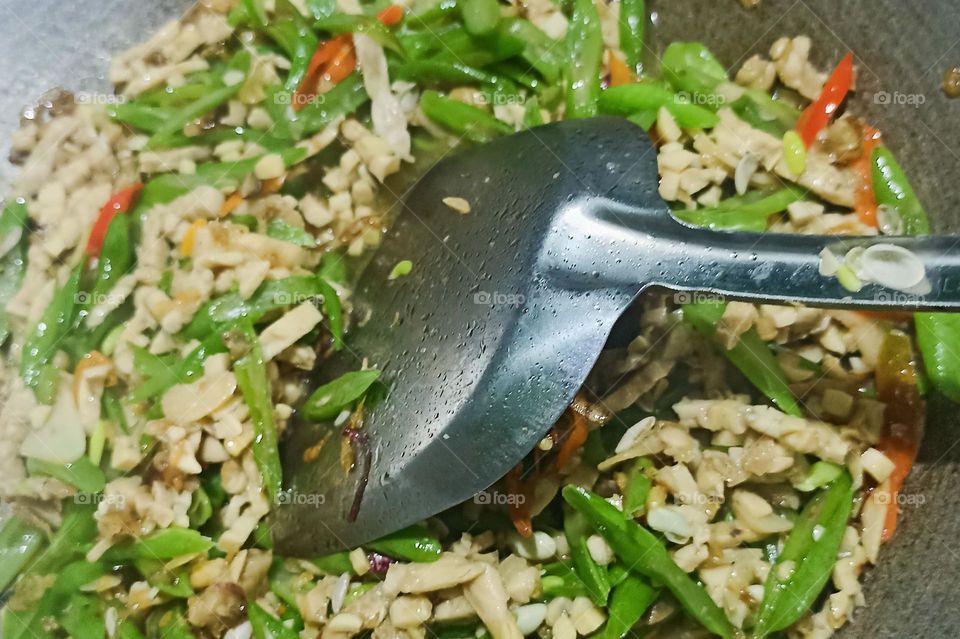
[598,573,657,639]
[306,0,336,19]
[21,265,82,392]
[188,486,213,527]
[61,594,106,639]
[420,90,513,142]
[564,0,603,119]
[317,278,344,350]
[622,457,652,517]
[28,503,97,576]
[540,565,590,599]
[234,321,283,502]
[243,0,269,27]
[794,461,843,492]
[267,20,320,91]
[522,96,544,128]
[91,212,133,303]
[753,472,854,637]
[562,485,733,639]
[105,527,215,562]
[618,0,645,74]
[871,145,930,235]
[267,219,317,247]
[134,558,194,598]
[117,618,146,639]
[183,275,324,339]
[313,551,355,575]
[303,369,383,421]
[461,0,500,36]
[432,28,525,68]
[564,506,611,606]
[729,93,800,137]
[367,525,443,562]
[393,59,500,87]
[0,516,44,592]
[269,73,369,140]
[915,313,960,402]
[108,103,173,133]
[129,331,227,401]
[683,300,801,417]
[250,602,300,639]
[499,18,562,84]
[146,51,251,149]
[0,200,28,346]
[660,42,727,103]
[25,457,106,494]
[598,83,719,129]
[673,187,807,232]
[404,0,459,28]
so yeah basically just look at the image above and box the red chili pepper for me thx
[292,6,404,112]
[853,125,882,226]
[85,183,143,257]
[796,52,854,148]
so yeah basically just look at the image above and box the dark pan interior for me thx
[1,0,959,636]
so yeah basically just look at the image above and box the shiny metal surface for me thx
[274,117,960,556]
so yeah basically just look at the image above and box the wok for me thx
[2,1,958,636]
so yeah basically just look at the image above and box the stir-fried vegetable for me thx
[871,145,931,235]
[564,0,603,119]
[683,300,802,416]
[302,369,382,420]
[618,0,645,74]
[597,574,657,639]
[420,90,512,142]
[562,485,733,639]
[564,507,611,606]
[0,517,45,592]
[753,472,854,637]
[674,186,806,231]
[795,52,853,147]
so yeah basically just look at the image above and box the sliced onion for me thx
[353,34,412,160]
[818,247,841,277]
[860,243,926,291]
[734,153,759,195]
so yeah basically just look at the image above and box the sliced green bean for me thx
[302,369,382,421]
[367,525,443,562]
[618,0,645,74]
[562,485,733,639]
[673,187,807,232]
[598,573,657,639]
[753,472,854,637]
[420,90,513,142]
[564,506,611,606]
[0,516,45,592]
[564,0,603,119]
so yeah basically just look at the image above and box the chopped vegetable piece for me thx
[753,473,854,637]
[674,186,805,231]
[597,573,657,639]
[871,144,931,235]
[302,369,382,421]
[618,0,645,74]
[21,266,82,392]
[420,90,513,142]
[367,525,443,562]
[388,259,413,280]
[86,184,143,257]
[234,322,284,502]
[0,516,45,592]
[683,300,802,417]
[562,485,733,639]
[795,52,853,148]
[565,0,603,119]
[564,506,611,606]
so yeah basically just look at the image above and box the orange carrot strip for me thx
[874,331,923,543]
[608,53,634,87]
[554,409,589,471]
[376,4,405,26]
[854,125,882,226]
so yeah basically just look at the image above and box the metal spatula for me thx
[272,117,960,556]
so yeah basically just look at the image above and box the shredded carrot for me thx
[376,4,405,26]
[607,53,634,87]
[323,44,358,85]
[180,219,207,257]
[505,465,533,538]
[260,175,286,195]
[874,331,923,543]
[219,192,244,217]
[554,408,589,471]
[853,125,882,226]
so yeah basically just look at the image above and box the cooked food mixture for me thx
[0,1,953,639]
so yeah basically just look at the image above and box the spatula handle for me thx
[661,223,960,311]
[581,203,960,311]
